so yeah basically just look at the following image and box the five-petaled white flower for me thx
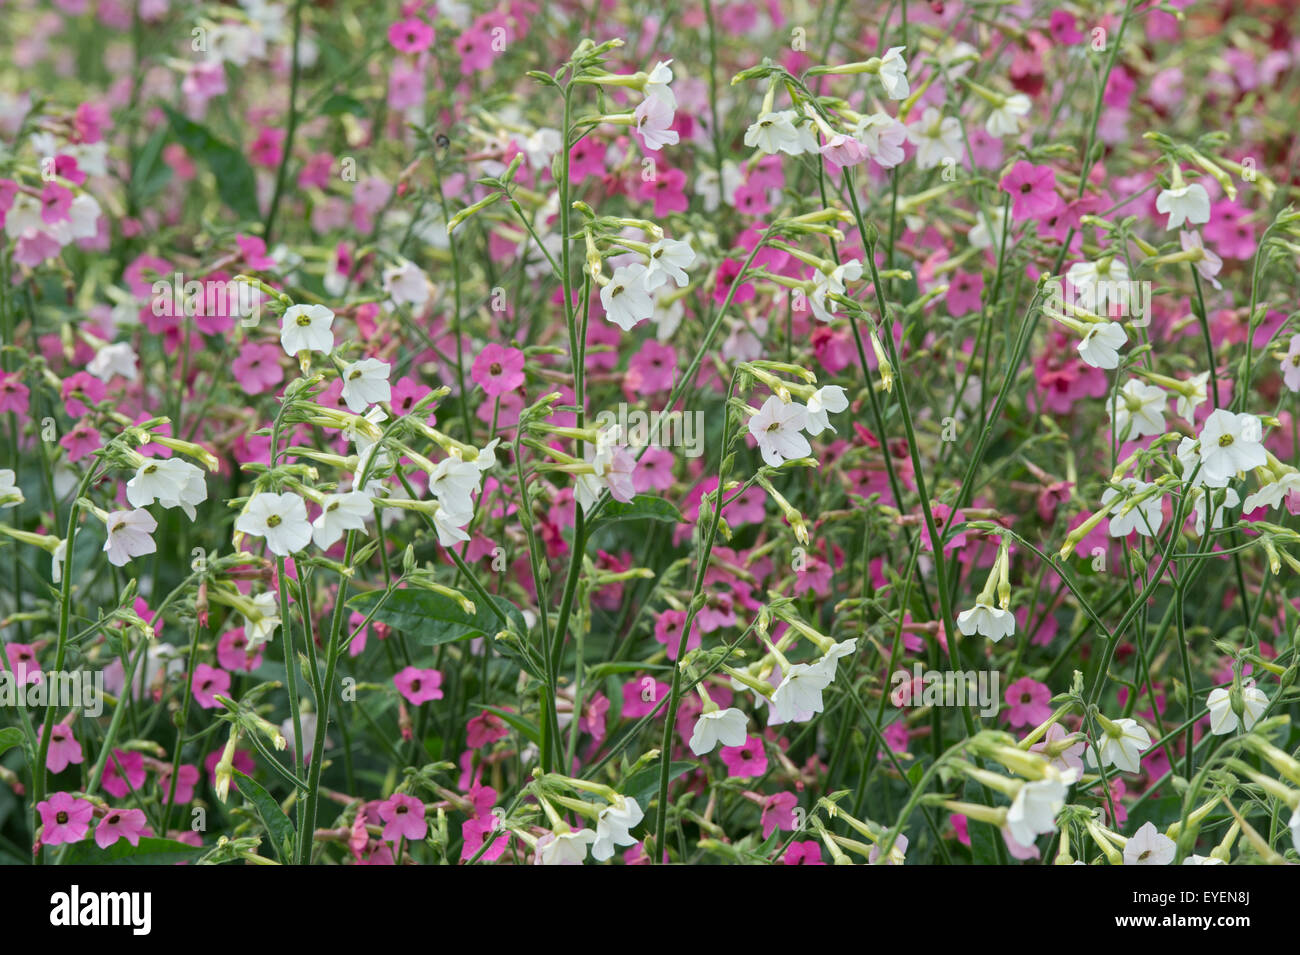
[1123,821,1176,865]
[644,237,695,290]
[748,396,812,467]
[1091,717,1151,774]
[600,264,655,331]
[744,110,803,155]
[1005,769,1076,847]
[534,827,597,865]
[280,303,335,356]
[907,108,963,170]
[102,508,157,566]
[1109,379,1167,441]
[634,94,678,151]
[986,93,1031,137]
[1077,322,1127,370]
[877,46,910,99]
[340,357,392,413]
[236,492,313,556]
[126,457,208,520]
[1197,409,1265,487]
[805,386,849,436]
[1206,681,1268,735]
[1101,478,1163,538]
[312,489,373,550]
[592,795,644,861]
[955,602,1016,642]
[1155,182,1211,230]
[689,707,749,755]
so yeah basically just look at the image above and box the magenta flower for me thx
[394,666,444,705]
[387,17,434,53]
[466,711,509,748]
[40,182,73,224]
[46,724,84,774]
[1003,677,1052,727]
[720,736,768,778]
[159,764,200,804]
[0,372,30,416]
[782,841,826,865]
[101,749,147,800]
[622,676,669,718]
[95,808,149,849]
[232,343,284,396]
[217,628,264,672]
[761,792,798,838]
[5,642,41,685]
[999,161,1061,221]
[58,418,102,462]
[37,792,93,846]
[191,663,230,710]
[378,793,428,843]
[461,815,510,862]
[653,609,699,661]
[946,269,984,316]
[471,344,525,397]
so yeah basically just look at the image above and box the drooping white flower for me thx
[1101,478,1163,538]
[1066,257,1131,315]
[311,489,373,550]
[1206,681,1268,735]
[644,59,675,108]
[340,357,392,413]
[1077,322,1127,370]
[1197,409,1266,486]
[770,662,833,723]
[1192,485,1239,535]
[805,386,849,436]
[429,499,473,548]
[428,455,482,516]
[643,237,695,290]
[235,492,313,556]
[126,457,208,520]
[1123,821,1176,865]
[1155,182,1211,230]
[381,259,430,308]
[1180,230,1222,289]
[87,342,139,382]
[1174,371,1209,421]
[955,602,1015,642]
[599,264,655,331]
[534,827,596,865]
[876,46,910,99]
[748,396,812,467]
[689,707,749,755]
[852,112,906,168]
[0,469,24,508]
[1005,770,1074,847]
[102,509,157,566]
[985,93,1031,137]
[1283,336,1300,392]
[1091,717,1151,774]
[1109,379,1167,441]
[1241,469,1300,514]
[280,303,335,356]
[243,591,281,651]
[591,795,644,861]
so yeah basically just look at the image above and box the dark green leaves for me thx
[163,106,259,221]
[348,588,526,646]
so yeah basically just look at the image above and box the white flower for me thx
[805,386,849,436]
[340,357,392,413]
[1109,379,1167,441]
[1156,182,1211,230]
[430,499,473,548]
[877,46,910,99]
[591,795,644,861]
[1005,771,1073,847]
[809,259,863,322]
[87,342,138,382]
[235,492,312,556]
[1283,336,1300,392]
[428,455,482,516]
[852,112,906,168]
[1242,470,1300,514]
[969,207,1006,251]
[644,59,675,108]
[0,469,24,508]
[693,160,744,212]
[381,259,430,308]
[955,602,1015,642]
[634,94,678,151]
[1101,478,1163,538]
[1180,230,1222,289]
[748,396,812,467]
[520,127,562,170]
[1091,717,1151,774]
[1206,681,1268,735]
[243,591,281,651]
[771,662,832,723]
[744,110,803,155]
[811,638,858,679]
[599,264,655,331]
[907,108,963,170]
[986,93,1031,137]
[644,237,695,290]
[1174,371,1209,421]
[1192,485,1239,535]
[1291,804,1300,854]
[868,833,908,865]
[126,457,208,520]
[689,707,749,755]
[1066,257,1131,315]
[1182,854,1225,865]
[280,304,335,356]
[102,509,157,566]
[1077,322,1127,370]
[1197,409,1266,486]
[311,489,372,550]
[535,827,596,865]
[1123,821,1176,865]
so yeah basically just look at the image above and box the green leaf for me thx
[162,106,259,221]
[59,836,206,866]
[130,124,173,203]
[348,588,525,646]
[319,93,367,117]
[588,494,683,533]
[622,761,694,810]
[475,705,541,746]
[234,770,296,864]
[0,727,24,761]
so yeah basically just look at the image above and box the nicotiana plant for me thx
[0,0,1298,867]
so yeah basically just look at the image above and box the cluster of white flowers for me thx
[747,387,848,467]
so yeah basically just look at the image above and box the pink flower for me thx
[388,17,434,53]
[1000,161,1061,221]
[37,792,93,846]
[394,666,444,705]
[622,676,669,718]
[101,749,147,800]
[159,764,200,804]
[1003,677,1052,727]
[40,183,73,224]
[569,139,607,182]
[633,446,676,493]
[249,127,285,169]
[461,815,510,862]
[456,21,499,71]
[59,418,102,462]
[61,371,105,417]
[466,711,509,748]
[217,627,264,672]
[471,344,525,397]
[781,841,826,865]
[232,343,284,396]
[378,792,428,842]
[820,133,870,170]
[653,609,699,661]
[0,372,30,416]
[46,724,84,773]
[761,791,797,838]
[638,166,688,216]
[95,808,148,849]
[191,663,230,710]
[624,341,677,394]
[946,270,984,316]
[5,643,41,685]
[579,692,610,742]
[720,736,768,778]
